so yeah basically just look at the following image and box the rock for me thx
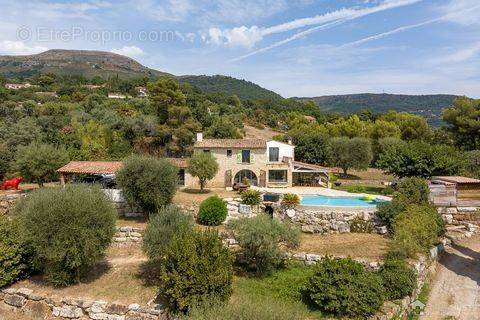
[114,237,128,242]
[130,232,142,238]
[54,305,83,318]
[28,293,45,301]
[106,302,129,315]
[2,288,17,294]
[16,287,33,298]
[89,313,109,320]
[128,303,140,311]
[376,226,388,235]
[23,300,51,317]
[292,252,306,260]
[4,294,26,307]
[227,204,238,211]
[306,254,322,262]
[62,297,84,307]
[125,314,158,320]
[106,315,126,320]
[286,209,296,218]
[301,225,315,233]
[465,231,473,238]
[119,226,133,232]
[458,207,477,212]
[442,214,454,224]
[90,301,108,313]
[239,204,251,214]
[466,223,478,232]
[446,207,458,214]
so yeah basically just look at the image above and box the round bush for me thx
[0,218,32,287]
[159,230,233,312]
[143,205,194,260]
[16,185,116,286]
[306,256,385,318]
[378,258,417,300]
[227,215,300,273]
[240,189,261,206]
[198,196,227,226]
[116,155,178,214]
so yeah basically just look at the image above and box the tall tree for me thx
[443,97,480,150]
[187,152,219,191]
[330,137,372,175]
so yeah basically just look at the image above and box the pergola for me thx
[292,161,330,188]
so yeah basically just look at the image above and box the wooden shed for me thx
[430,176,480,207]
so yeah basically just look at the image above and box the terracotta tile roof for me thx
[194,139,267,149]
[433,176,480,184]
[57,161,123,175]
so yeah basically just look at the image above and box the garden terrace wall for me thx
[274,205,387,234]
[112,226,144,246]
[0,192,24,216]
[0,287,167,319]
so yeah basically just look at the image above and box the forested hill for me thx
[0,50,282,101]
[0,49,170,78]
[294,93,459,125]
[177,75,283,101]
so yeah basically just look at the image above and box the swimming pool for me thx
[300,195,386,207]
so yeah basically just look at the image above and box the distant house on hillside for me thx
[81,84,105,90]
[108,93,127,99]
[135,86,148,97]
[5,83,36,90]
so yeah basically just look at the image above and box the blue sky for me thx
[0,0,479,98]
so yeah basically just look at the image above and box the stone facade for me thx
[0,287,167,319]
[224,197,264,222]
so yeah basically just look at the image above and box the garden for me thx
[0,154,447,320]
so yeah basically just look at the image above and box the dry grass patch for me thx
[11,247,156,305]
[173,188,238,207]
[116,216,148,229]
[333,168,394,184]
[298,233,390,261]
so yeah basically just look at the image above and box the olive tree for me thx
[330,137,373,176]
[14,142,69,186]
[187,152,219,191]
[116,155,179,214]
[16,185,116,286]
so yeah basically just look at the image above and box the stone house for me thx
[184,133,329,189]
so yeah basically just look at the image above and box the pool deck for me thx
[252,186,391,201]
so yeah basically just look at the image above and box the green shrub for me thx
[14,142,69,186]
[378,258,417,300]
[395,177,430,204]
[382,186,394,195]
[227,215,300,273]
[159,229,233,312]
[306,256,385,318]
[281,193,300,207]
[240,189,261,205]
[376,199,406,231]
[0,218,32,287]
[389,204,444,259]
[143,205,194,260]
[345,185,366,193]
[349,217,374,233]
[16,185,116,286]
[116,155,178,214]
[198,196,228,226]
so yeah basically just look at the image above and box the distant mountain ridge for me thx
[294,93,459,125]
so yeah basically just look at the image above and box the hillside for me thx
[0,49,170,78]
[294,93,459,125]
[177,75,283,101]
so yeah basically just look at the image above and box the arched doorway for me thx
[234,169,258,186]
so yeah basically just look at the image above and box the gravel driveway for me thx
[422,235,480,320]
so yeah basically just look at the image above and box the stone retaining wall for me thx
[112,226,144,247]
[0,287,167,319]
[0,192,24,216]
[275,206,387,234]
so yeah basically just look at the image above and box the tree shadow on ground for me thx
[29,259,112,287]
[136,260,168,306]
[440,242,480,286]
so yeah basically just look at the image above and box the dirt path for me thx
[422,235,480,320]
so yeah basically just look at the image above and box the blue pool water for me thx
[300,195,386,207]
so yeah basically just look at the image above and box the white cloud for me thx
[213,0,422,51]
[431,42,480,64]
[0,40,48,55]
[207,26,262,48]
[111,46,144,58]
[439,0,480,26]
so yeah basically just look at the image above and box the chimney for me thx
[196,132,203,142]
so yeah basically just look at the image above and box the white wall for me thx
[266,140,294,162]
